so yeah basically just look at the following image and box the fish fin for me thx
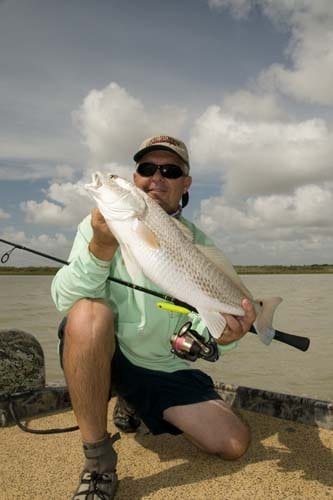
[253,297,283,345]
[195,244,253,299]
[173,218,194,241]
[120,243,142,281]
[133,219,160,249]
[197,308,227,340]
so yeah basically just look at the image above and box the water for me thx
[0,276,65,384]
[0,274,332,401]
[199,274,333,401]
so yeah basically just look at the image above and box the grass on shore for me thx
[0,266,59,275]
[0,264,332,275]
[235,264,333,274]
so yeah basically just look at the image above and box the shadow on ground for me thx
[116,410,333,499]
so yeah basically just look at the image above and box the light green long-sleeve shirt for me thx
[51,214,238,372]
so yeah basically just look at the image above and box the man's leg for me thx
[63,298,114,442]
[62,298,118,498]
[163,399,250,460]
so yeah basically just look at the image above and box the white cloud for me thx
[222,90,287,121]
[10,69,332,265]
[0,160,79,182]
[196,183,333,264]
[74,82,187,165]
[52,164,76,182]
[200,1,333,263]
[190,105,333,197]
[18,161,139,228]
[208,0,252,19]
[15,81,188,230]
[251,184,333,228]
[0,208,10,219]
[260,4,333,105]
[20,181,92,226]
[209,0,333,105]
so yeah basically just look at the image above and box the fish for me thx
[85,172,282,343]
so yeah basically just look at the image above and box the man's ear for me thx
[182,192,189,208]
[182,175,192,208]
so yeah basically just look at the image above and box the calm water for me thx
[0,274,332,401]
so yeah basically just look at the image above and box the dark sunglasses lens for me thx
[160,165,184,179]
[136,163,157,177]
[137,163,184,179]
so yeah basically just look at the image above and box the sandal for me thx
[113,396,141,433]
[73,470,118,500]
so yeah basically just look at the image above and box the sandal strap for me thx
[73,471,118,500]
[83,433,120,459]
[110,432,121,445]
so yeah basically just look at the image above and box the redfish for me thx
[85,172,282,343]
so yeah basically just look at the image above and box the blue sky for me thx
[1,0,333,265]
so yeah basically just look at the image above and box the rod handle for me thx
[249,325,310,351]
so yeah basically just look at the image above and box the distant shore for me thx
[0,264,332,275]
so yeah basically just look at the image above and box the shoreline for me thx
[0,264,333,275]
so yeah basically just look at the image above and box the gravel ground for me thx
[1,400,333,499]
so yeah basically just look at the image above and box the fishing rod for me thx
[0,238,310,351]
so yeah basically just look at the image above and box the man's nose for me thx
[151,168,164,180]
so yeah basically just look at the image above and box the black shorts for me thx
[58,318,221,435]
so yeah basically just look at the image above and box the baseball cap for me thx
[133,135,190,167]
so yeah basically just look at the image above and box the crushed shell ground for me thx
[1,400,333,499]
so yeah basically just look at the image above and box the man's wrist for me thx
[88,239,118,261]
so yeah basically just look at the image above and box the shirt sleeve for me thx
[51,215,112,313]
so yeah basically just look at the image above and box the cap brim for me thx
[133,145,188,165]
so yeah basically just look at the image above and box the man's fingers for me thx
[240,299,256,328]
[223,313,242,335]
[218,300,257,345]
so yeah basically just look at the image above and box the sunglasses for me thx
[136,162,185,179]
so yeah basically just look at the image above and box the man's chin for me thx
[148,191,164,202]
[147,191,170,211]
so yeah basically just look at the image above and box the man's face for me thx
[133,150,192,214]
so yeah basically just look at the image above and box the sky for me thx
[0,0,333,266]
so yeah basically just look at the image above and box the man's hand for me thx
[88,208,119,261]
[216,299,256,345]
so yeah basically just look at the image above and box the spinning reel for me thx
[170,321,219,362]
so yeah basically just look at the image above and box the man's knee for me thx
[205,425,251,459]
[63,299,115,352]
[220,427,251,460]
[66,299,114,335]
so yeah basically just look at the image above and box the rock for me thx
[0,329,45,394]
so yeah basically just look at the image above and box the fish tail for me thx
[253,297,283,345]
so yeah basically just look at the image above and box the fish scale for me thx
[135,193,244,307]
[138,198,244,310]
